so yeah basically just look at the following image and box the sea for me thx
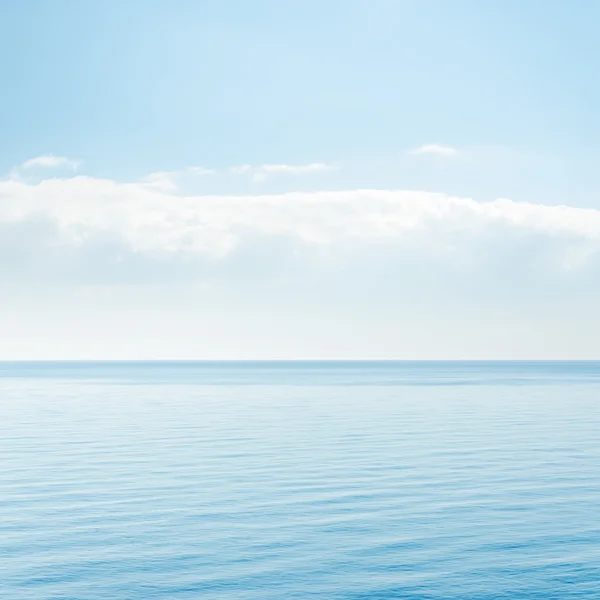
[2,361,600,599]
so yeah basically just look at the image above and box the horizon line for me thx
[1,359,600,363]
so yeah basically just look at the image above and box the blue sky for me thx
[3,1,600,358]
[4,0,600,196]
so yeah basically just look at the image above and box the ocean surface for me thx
[2,361,600,599]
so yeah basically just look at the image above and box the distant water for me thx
[2,361,600,599]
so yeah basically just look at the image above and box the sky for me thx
[2,0,600,359]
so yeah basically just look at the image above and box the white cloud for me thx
[258,162,332,174]
[409,144,459,157]
[5,170,600,360]
[140,166,216,191]
[231,162,333,182]
[187,166,217,175]
[141,171,179,192]
[20,155,82,171]
[133,162,331,182]
[1,175,600,275]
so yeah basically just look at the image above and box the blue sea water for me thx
[1,361,600,599]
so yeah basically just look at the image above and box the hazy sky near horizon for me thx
[3,0,600,359]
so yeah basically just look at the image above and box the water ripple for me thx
[2,362,600,598]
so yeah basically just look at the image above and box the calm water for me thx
[2,361,600,599]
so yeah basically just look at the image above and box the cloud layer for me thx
[4,166,600,358]
[2,171,600,285]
